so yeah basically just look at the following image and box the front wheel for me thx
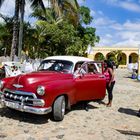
[53,96,66,121]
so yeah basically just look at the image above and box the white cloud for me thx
[106,34,112,38]
[92,10,140,47]
[94,17,115,26]
[96,37,114,47]
[116,31,139,40]
[0,0,15,16]
[113,39,140,47]
[0,0,48,22]
[120,1,140,12]
[77,0,85,5]
[98,11,104,15]
[104,0,140,13]
[123,20,140,30]
[90,10,96,17]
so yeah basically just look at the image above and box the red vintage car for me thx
[0,56,106,121]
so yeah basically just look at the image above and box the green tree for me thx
[77,6,99,56]
[34,20,83,57]
[0,15,14,56]
[79,6,93,25]
[108,50,123,67]
[0,14,37,58]
[0,0,20,60]
[0,0,46,60]
[31,3,99,55]
[31,7,63,24]
[31,0,79,26]
[18,0,46,59]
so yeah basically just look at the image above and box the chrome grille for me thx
[3,89,37,106]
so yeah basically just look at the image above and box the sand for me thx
[0,68,140,140]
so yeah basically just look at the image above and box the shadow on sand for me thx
[116,129,140,136]
[71,101,98,111]
[118,107,139,117]
[0,108,50,124]
[0,102,98,124]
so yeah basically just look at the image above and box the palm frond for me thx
[0,0,5,7]
[29,0,46,14]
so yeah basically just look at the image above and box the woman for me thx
[104,60,115,107]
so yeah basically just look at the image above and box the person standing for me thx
[103,60,115,107]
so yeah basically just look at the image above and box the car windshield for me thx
[38,59,73,73]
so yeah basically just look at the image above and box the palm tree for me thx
[10,0,20,61]
[0,0,20,60]
[31,7,63,24]
[0,0,46,60]
[18,0,25,59]
[48,0,79,26]
[0,0,79,60]
[18,0,45,59]
[0,14,14,56]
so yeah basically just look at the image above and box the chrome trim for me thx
[4,88,37,99]
[13,84,24,88]
[2,88,46,107]
[0,95,52,115]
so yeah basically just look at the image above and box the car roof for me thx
[44,56,93,64]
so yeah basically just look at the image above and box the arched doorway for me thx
[117,53,127,65]
[106,53,115,61]
[129,53,138,63]
[94,53,105,61]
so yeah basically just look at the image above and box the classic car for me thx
[0,56,106,121]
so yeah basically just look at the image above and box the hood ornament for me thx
[13,84,24,88]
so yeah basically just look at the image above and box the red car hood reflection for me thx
[5,71,73,91]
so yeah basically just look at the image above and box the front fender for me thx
[42,79,76,107]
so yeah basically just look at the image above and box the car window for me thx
[87,63,98,74]
[74,62,84,71]
[96,62,103,74]
[81,62,103,74]
[38,59,73,73]
[74,62,86,75]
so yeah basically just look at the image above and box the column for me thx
[126,54,129,65]
[137,49,140,80]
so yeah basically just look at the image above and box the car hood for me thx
[4,71,73,92]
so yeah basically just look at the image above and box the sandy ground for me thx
[0,69,140,140]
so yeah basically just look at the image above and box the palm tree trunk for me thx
[18,0,25,59]
[10,0,20,61]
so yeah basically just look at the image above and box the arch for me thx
[117,53,127,65]
[129,53,138,63]
[94,52,105,61]
[106,52,115,61]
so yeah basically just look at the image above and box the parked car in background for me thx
[0,56,106,121]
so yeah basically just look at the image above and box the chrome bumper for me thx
[0,94,52,115]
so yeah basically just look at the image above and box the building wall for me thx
[88,47,139,68]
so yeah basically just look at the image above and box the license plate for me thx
[5,101,20,109]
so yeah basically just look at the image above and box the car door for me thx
[75,61,106,102]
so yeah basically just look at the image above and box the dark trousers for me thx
[106,81,115,101]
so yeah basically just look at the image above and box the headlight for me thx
[0,80,4,89]
[37,86,45,96]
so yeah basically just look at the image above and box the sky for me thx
[0,0,140,47]
[78,0,140,47]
